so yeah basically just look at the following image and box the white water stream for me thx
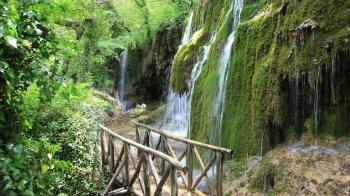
[181,11,194,45]
[119,50,128,111]
[160,11,218,138]
[210,0,244,145]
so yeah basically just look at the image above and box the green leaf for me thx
[6,36,17,48]
[23,190,35,196]
[70,85,78,96]
[0,25,4,37]
[6,67,15,80]
[18,179,27,191]
[0,61,9,74]
[4,183,13,190]
[7,20,16,29]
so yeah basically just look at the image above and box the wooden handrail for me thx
[132,120,232,154]
[99,124,184,170]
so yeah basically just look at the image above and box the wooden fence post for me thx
[135,125,141,157]
[160,136,166,174]
[123,143,129,187]
[143,154,150,196]
[108,137,115,171]
[216,152,224,196]
[187,144,193,191]
[170,165,178,196]
[100,130,106,173]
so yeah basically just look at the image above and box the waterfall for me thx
[291,67,300,138]
[161,90,189,136]
[159,10,194,136]
[188,33,217,137]
[181,11,194,45]
[119,50,128,112]
[161,33,217,137]
[211,0,244,145]
[313,66,321,140]
[160,14,218,137]
[331,53,336,105]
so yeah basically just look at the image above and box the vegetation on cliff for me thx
[181,0,350,157]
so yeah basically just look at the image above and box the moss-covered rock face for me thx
[187,0,350,157]
[170,29,207,93]
[121,21,183,103]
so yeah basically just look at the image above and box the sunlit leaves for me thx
[6,36,17,47]
[0,0,60,138]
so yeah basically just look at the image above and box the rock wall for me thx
[116,21,183,104]
[170,0,350,157]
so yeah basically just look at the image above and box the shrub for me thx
[1,82,109,195]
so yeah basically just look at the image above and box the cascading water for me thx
[181,11,194,45]
[313,66,321,141]
[119,50,128,112]
[188,33,217,137]
[331,53,336,105]
[160,13,218,137]
[161,91,189,136]
[210,0,244,145]
[159,11,195,136]
[291,66,300,138]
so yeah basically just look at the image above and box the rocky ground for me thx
[223,140,350,195]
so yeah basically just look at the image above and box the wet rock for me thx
[223,140,350,195]
[128,104,147,118]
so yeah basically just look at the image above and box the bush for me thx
[0,137,72,195]
[0,82,109,195]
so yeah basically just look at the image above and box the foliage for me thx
[113,0,189,46]
[0,0,61,139]
[1,82,108,195]
[0,137,72,195]
[58,0,134,88]
[32,82,108,195]
[0,0,189,195]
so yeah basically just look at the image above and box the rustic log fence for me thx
[99,121,232,196]
[132,121,232,196]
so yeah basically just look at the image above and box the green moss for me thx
[188,0,350,158]
[227,158,248,178]
[170,29,208,93]
[240,1,262,23]
[136,104,165,124]
[248,156,285,192]
[189,0,238,143]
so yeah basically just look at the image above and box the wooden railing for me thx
[132,120,232,196]
[99,121,232,196]
[100,124,184,196]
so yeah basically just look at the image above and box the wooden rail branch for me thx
[103,159,126,195]
[132,120,232,154]
[193,146,215,194]
[192,154,216,189]
[99,124,185,171]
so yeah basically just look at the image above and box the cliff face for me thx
[118,21,183,103]
[169,0,350,157]
[136,21,183,100]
